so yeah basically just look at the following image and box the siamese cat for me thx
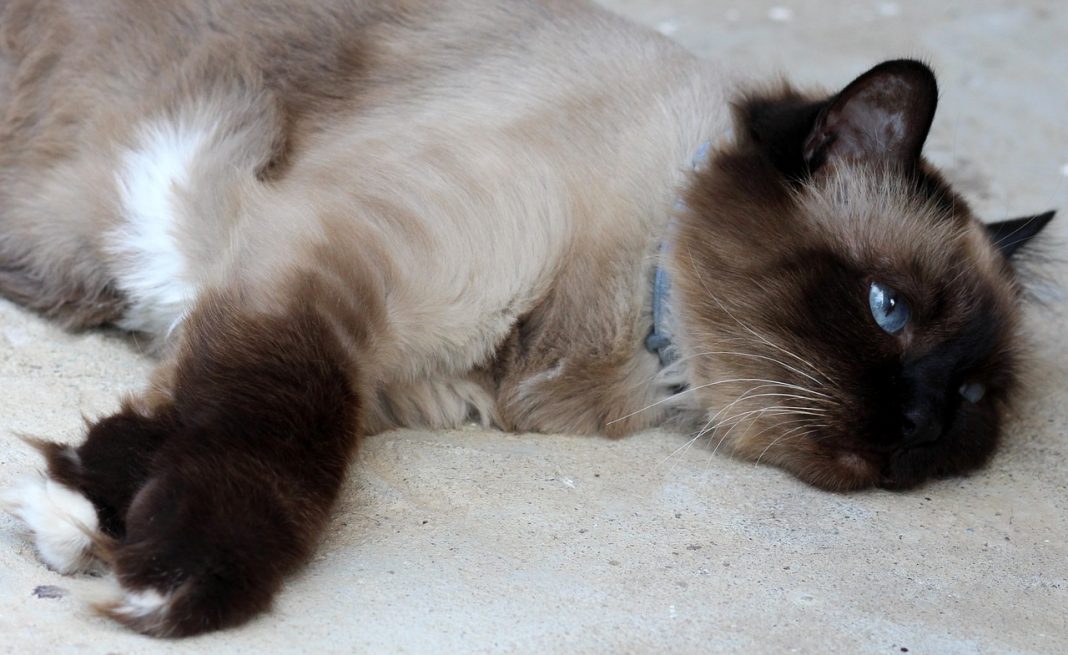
[0,0,1054,638]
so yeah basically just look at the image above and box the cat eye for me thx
[868,281,910,334]
[959,382,987,404]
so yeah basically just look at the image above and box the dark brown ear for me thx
[985,210,1056,259]
[803,60,938,170]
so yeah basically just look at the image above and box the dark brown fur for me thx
[671,62,1031,490]
[38,284,361,636]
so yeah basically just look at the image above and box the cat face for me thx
[673,60,1053,490]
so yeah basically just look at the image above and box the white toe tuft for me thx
[1,475,100,574]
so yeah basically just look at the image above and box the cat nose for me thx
[898,362,949,447]
[900,382,948,446]
[901,406,942,446]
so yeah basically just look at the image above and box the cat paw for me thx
[1,474,101,574]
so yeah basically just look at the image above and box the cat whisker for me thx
[697,332,838,391]
[734,393,832,411]
[659,402,801,470]
[728,415,817,450]
[685,249,837,385]
[703,412,819,474]
[675,342,827,389]
[699,390,793,443]
[702,406,803,441]
[708,393,831,419]
[675,350,837,398]
[705,409,808,453]
[608,376,835,426]
[690,384,838,411]
[754,424,827,466]
[706,405,805,458]
[754,425,816,465]
[700,375,838,461]
[693,382,831,450]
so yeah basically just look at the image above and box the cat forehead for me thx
[793,165,1003,281]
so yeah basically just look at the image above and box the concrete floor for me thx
[1,1,1066,653]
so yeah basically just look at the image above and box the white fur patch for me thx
[109,119,212,336]
[1,475,99,574]
[108,587,173,622]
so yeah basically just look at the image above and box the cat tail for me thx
[86,286,360,637]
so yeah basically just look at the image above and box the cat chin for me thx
[732,437,883,491]
[790,452,883,492]
[832,452,880,482]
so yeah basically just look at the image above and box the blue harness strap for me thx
[645,263,676,365]
[645,140,712,367]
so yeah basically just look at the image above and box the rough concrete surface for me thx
[1,1,1066,653]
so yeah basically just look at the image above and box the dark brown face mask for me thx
[669,59,1055,491]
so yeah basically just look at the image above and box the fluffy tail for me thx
[96,290,361,637]
[6,287,362,637]
[94,465,309,637]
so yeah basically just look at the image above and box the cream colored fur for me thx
[0,0,729,433]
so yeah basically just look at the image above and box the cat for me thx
[0,0,1054,638]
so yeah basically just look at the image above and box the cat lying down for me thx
[0,0,1054,638]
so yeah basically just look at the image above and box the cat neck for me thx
[645,139,715,372]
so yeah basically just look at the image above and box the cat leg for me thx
[495,257,673,437]
[91,288,361,637]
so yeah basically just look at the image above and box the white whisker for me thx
[609,376,835,426]
[707,405,803,457]
[686,248,836,383]
[754,424,827,465]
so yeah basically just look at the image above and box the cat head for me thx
[672,59,1054,490]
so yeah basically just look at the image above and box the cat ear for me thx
[984,210,1056,258]
[803,60,938,170]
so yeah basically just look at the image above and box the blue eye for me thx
[869,281,910,334]
[959,382,987,404]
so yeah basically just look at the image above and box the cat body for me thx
[0,0,1052,637]
[0,0,716,436]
